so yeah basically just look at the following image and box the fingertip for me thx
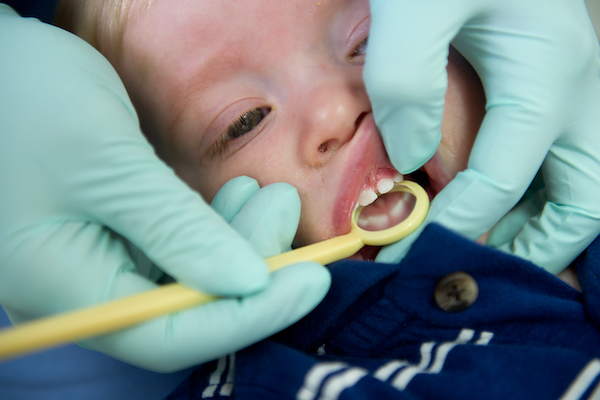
[244,181,300,209]
[211,176,260,222]
[246,182,301,226]
[381,125,440,175]
[262,182,299,199]
[225,181,302,259]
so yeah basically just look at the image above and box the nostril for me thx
[355,111,369,129]
[319,139,341,153]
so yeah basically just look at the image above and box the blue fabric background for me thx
[2,0,58,22]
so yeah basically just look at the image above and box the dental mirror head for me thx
[351,180,429,246]
[265,180,430,271]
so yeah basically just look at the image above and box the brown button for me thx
[434,272,479,312]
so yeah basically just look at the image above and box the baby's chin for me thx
[349,245,381,261]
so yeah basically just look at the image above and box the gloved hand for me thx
[365,0,600,274]
[210,177,302,257]
[0,5,330,372]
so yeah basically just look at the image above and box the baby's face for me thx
[116,0,485,248]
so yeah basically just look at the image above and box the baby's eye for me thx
[352,36,368,58]
[226,107,271,140]
[207,106,271,162]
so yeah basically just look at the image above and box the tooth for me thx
[393,172,404,183]
[389,192,413,220]
[358,188,378,207]
[377,178,394,194]
[358,214,390,231]
[390,196,406,217]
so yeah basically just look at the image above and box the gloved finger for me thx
[496,129,600,273]
[211,177,301,257]
[376,165,543,265]
[459,28,600,271]
[210,176,262,223]
[380,134,600,271]
[370,0,600,271]
[498,202,600,274]
[487,185,547,249]
[366,0,596,173]
[0,11,268,297]
[224,182,301,258]
[376,173,547,263]
[365,0,467,173]
[80,262,331,373]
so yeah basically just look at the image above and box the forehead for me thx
[121,0,341,98]
[128,0,340,56]
[123,0,361,72]
[118,0,368,136]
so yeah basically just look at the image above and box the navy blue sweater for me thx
[168,224,600,400]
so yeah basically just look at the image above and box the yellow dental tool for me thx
[0,181,428,361]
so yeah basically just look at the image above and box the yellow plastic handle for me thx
[0,180,428,361]
[0,234,364,362]
[267,233,364,272]
[0,283,212,361]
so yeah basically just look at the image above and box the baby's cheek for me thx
[173,162,223,204]
[293,208,331,248]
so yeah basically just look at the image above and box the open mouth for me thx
[406,152,453,202]
[350,158,444,262]
[357,190,417,232]
[350,174,421,262]
[404,168,436,201]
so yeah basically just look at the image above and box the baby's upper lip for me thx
[332,112,397,232]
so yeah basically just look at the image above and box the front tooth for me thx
[393,172,404,183]
[377,178,394,194]
[358,188,378,206]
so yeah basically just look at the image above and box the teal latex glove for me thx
[366,0,600,273]
[210,177,301,257]
[0,6,329,372]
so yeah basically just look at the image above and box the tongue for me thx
[357,191,416,232]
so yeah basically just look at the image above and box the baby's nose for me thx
[299,81,370,168]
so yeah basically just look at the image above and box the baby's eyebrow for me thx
[165,74,214,142]
[166,51,244,143]
[166,94,225,167]
[166,97,192,143]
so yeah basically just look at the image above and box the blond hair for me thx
[55,0,150,63]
